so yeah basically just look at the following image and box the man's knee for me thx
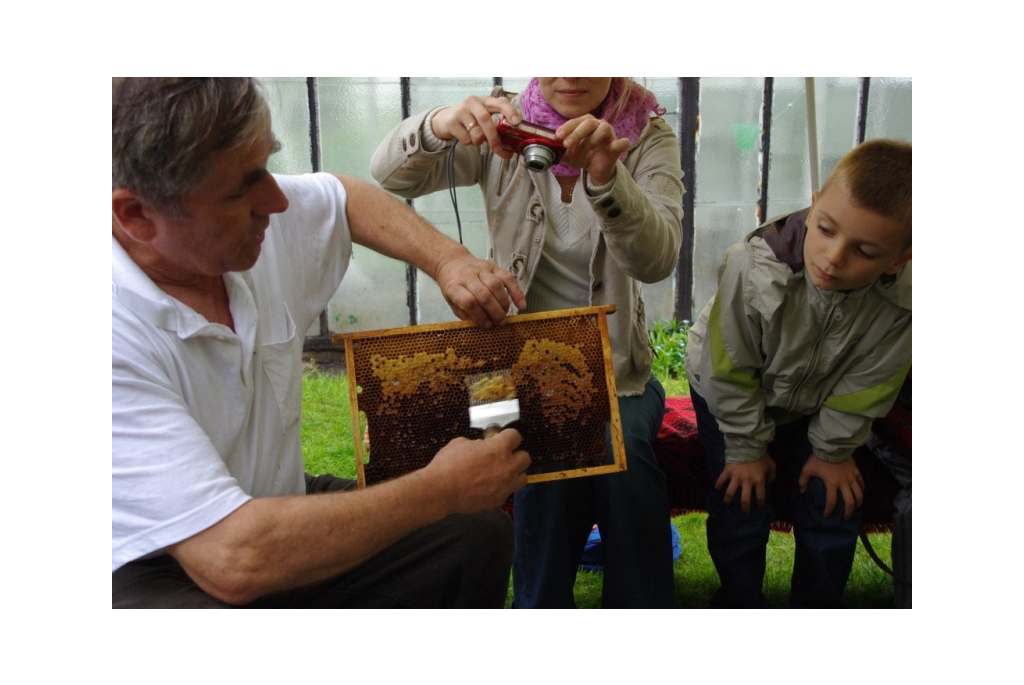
[453,509,514,562]
[113,556,231,609]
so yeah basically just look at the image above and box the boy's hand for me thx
[715,454,777,514]
[798,455,865,520]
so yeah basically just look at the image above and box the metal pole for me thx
[856,77,871,145]
[401,77,418,326]
[758,77,774,226]
[675,77,699,324]
[805,77,819,190]
[306,77,322,173]
[306,77,330,338]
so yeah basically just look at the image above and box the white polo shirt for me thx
[112,173,352,571]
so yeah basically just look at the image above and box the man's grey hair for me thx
[112,77,273,218]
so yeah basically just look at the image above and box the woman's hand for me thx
[429,95,521,159]
[556,115,630,185]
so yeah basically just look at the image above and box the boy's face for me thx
[803,182,911,292]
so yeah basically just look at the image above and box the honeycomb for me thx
[336,305,625,486]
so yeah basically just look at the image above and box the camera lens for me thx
[522,143,557,172]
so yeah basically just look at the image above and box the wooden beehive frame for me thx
[338,305,625,487]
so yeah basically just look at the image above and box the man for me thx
[112,78,531,608]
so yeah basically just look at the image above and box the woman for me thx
[371,77,683,607]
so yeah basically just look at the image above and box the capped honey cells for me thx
[511,338,595,428]
[371,348,485,415]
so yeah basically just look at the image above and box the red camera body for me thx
[495,116,566,172]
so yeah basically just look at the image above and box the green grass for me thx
[300,320,897,609]
[300,365,357,479]
[565,514,894,608]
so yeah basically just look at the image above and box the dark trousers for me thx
[511,377,674,608]
[113,474,514,608]
[690,389,863,608]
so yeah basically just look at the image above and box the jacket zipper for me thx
[786,296,845,412]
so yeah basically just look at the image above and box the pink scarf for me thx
[519,77,665,177]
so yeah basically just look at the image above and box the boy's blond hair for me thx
[822,139,912,245]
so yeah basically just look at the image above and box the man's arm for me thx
[334,174,527,328]
[169,430,529,606]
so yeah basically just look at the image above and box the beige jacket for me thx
[370,92,685,395]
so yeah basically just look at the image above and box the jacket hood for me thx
[746,209,911,314]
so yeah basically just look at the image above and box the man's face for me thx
[148,126,289,278]
[803,182,911,292]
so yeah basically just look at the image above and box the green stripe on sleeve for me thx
[823,363,911,414]
[709,295,759,393]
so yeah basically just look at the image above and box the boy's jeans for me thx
[690,389,863,608]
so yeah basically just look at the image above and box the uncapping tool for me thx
[466,370,520,438]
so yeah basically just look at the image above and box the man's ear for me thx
[885,247,912,275]
[112,189,156,242]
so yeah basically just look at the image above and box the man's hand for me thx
[423,429,531,514]
[168,429,530,605]
[798,455,864,520]
[337,174,526,328]
[715,453,777,515]
[434,252,527,328]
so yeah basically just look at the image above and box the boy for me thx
[685,139,911,608]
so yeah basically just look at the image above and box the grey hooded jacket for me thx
[685,210,912,464]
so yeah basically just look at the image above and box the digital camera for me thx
[496,116,566,172]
